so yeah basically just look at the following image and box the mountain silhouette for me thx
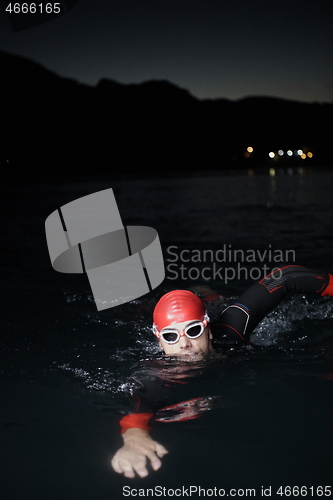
[1,50,332,182]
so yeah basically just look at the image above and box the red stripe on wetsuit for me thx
[322,274,333,296]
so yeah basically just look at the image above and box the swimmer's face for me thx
[158,319,213,359]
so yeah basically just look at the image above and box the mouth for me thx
[179,351,202,359]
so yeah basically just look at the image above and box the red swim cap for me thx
[153,290,207,332]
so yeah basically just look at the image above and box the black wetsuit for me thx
[211,265,331,343]
[119,265,333,433]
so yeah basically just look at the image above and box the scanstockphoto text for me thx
[165,245,296,283]
[123,485,332,497]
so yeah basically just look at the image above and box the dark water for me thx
[1,167,333,499]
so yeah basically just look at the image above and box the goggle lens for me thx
[186,324,202,338]
[161,331,179,343]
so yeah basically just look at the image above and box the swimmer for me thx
[111,265,333,478]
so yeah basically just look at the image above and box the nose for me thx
[178,334,191,348]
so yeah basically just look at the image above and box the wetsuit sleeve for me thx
[212,265,333,343]
[119,375,171,434]
[119,413,154,434]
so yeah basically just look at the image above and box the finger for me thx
[111,456,123,474]
[155,443,168,457]
[145,450,162,471]
[118,460,136,479]
[123,468,136,479]
[130,455,149,478]
[112,455,136,479]
[133,462,149,478]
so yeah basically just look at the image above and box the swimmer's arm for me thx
[213,266,333,341]
[111,428,168,479]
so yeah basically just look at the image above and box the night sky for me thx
[1,0,333,102]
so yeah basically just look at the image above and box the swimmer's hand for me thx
[111,428,168,479]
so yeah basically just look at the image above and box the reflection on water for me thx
[156,396,221,422]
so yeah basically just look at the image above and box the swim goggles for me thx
[153,314,210,344]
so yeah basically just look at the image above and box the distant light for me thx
[287,150,293,156]
[278,150,284,156]
[247,146,254,153]
[307,152,313,158]
[269,152,275,158]
[301,153,306,159]
[269,168,276,176]
[297,149,303,156]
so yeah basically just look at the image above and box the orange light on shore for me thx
[301,153,306,159]
[307,152,313,158]
[247,146,254,153]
